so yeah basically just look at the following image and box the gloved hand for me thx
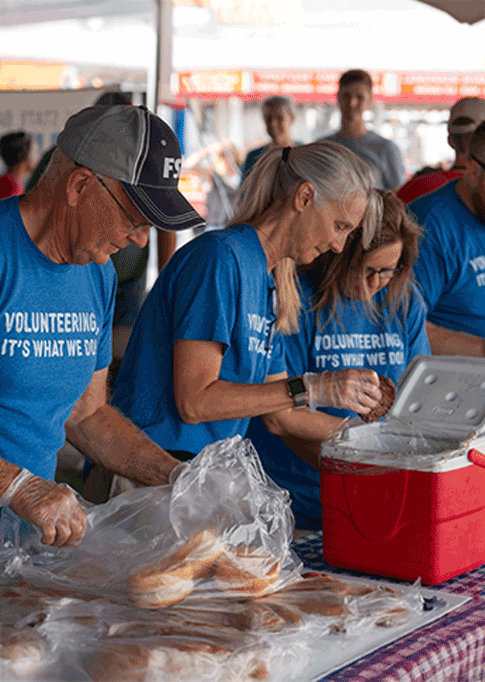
[303,369,381,414]
[0,469,87,547]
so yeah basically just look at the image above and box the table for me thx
[291,531,485,682]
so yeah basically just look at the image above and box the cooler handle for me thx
[468,448,485,468]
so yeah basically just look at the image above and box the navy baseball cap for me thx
[56,104,205,232]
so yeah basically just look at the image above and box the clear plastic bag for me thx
[320,415,478,476]
[0,435,424,682]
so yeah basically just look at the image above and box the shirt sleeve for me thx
[170,243,237,348]
[95,262,117,371]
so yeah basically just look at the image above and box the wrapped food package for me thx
[0,436,423,681]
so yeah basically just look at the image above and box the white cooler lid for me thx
[319,355,485,472]
[391,354,485,438]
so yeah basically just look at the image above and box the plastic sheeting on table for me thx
[1,435,423,682]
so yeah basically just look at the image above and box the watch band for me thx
[287,376,307,408]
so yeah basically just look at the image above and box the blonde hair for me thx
[300,190,423,329]
[229,141,382,334]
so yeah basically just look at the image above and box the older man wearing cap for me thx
[0,104,205,548]
[397,97,485,203]
[409,120,485,356]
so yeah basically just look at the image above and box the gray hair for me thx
[230,141,382,334]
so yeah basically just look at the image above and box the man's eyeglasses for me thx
[365,266,403,281]
[93,173,152,233]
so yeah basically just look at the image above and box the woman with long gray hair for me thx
[110,141,384,470]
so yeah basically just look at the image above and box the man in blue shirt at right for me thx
[410,121,485,356]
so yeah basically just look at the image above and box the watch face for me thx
[288,377,306,395]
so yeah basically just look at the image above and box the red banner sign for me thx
[175,69,485,105]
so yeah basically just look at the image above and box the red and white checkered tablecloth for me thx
[291,531,485,681]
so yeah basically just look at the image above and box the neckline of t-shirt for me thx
[15,200,75,272]
[336,130,376,142]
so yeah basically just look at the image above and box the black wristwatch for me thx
[287,375,307,408]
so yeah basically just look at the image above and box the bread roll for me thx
[79,643,149,682]
[290,572,351,595]
[214,546,280,597]
[0,627,47,678]
[129,530,224,608]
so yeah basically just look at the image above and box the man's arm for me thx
[426,320,485,357]
[0,458,22,497]
[65,368,180,487]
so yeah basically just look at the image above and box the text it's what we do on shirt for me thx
[0,197,115,479]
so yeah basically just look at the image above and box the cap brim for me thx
[121,182,206,232]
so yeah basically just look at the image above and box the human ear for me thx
[65,167,92,207]
[294,181,314,211]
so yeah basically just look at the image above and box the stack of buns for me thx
[0,531,415,681]
[128,531,282,607]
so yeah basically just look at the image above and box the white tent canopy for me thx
[0,1,485,89]
[0,0,153,26]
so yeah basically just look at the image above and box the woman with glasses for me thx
[108,142,384,494]
[246,190,430,530]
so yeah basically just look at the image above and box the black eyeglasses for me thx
[93,173,152,233]
[365,266,403,281]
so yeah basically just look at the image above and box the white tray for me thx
[302,576,470,681]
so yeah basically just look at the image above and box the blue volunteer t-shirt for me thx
[246,274,430,529]
[0,197,115,480]
[112,224,285,455]
[410,179,485,337]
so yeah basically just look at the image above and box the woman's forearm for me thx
[176,378,296,424]
[260,407,345,443]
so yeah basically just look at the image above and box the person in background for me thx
[104,142,384,501]
[318,69,406,191]
[0,132,34,199]
[397,97,485,204]
[409,120,485,357]
[239,95,300,185]
[246,190,429,529]
[0,105,204,547]
[184,140,241,234]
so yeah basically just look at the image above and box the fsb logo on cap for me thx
[163,157,182,179]
[57,104,205,232]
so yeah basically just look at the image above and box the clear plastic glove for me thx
[303,369,381,414]
[0,469,87,547]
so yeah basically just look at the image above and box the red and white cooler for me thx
[320,355,485,585]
